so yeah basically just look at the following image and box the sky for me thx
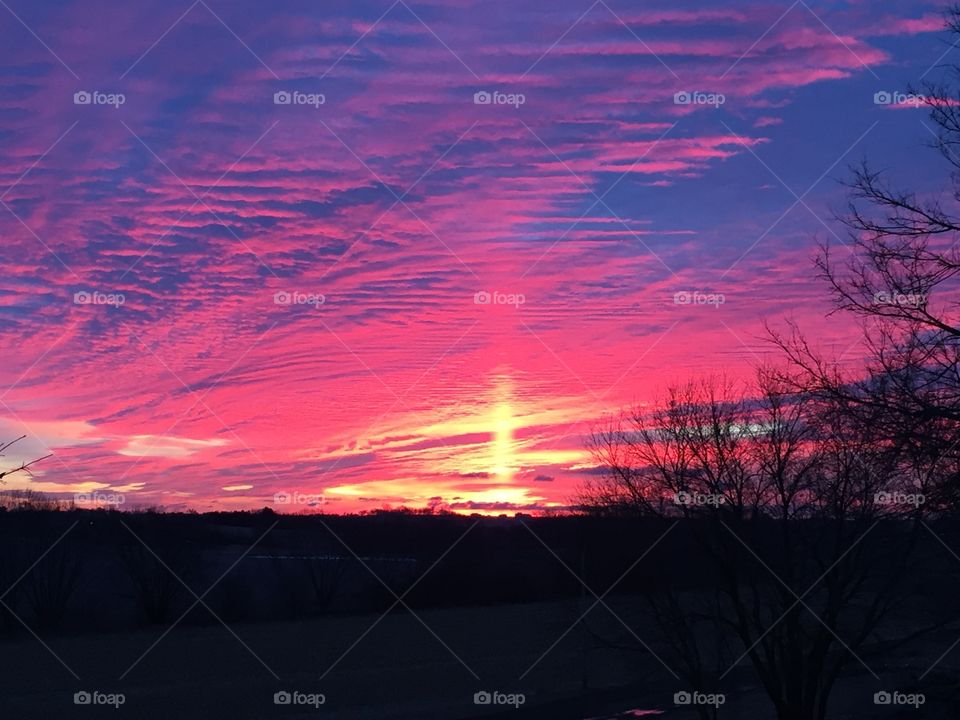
[0,0,953,513]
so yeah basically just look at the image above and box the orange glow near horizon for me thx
[320,368,582,513]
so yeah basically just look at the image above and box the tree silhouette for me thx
[583,374,931,720]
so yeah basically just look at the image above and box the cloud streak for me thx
[0,0,946,511]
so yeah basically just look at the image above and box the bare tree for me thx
[0,437,54,630]
[0,436,50,483]
[302,556,346,613]
[768,9,960,506]
[117,537,194,625]
[583,375,928,720]
[21,542,82,631]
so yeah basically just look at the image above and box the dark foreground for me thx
[0,509,957,718]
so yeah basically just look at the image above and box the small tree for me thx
[302,556,346,614]
[117,536,194,625]
[22,542,82,631]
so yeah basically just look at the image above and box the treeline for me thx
[0,508,712,634]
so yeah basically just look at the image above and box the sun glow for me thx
[490,373,519,481]
[317,368,591,512]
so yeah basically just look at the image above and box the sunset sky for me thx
[0,0,950,513]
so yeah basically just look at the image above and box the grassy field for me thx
[0,597,674,719]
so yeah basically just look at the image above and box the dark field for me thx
[1,509,958,718]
